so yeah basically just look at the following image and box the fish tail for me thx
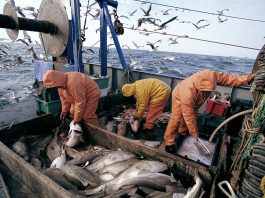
[84,184,105,195]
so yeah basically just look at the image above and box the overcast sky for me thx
[0,0,264,58]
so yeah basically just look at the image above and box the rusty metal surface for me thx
[3,2,18,40]
[38,0,69,57]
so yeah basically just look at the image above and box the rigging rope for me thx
[123,27,260,51]
[132,0,265,23]
[121,66,136,85]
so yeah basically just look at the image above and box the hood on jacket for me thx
[43,70,67,88]
[122,83,136,97]
[193,70,216,91]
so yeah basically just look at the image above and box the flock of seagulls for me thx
[0,0,237,72]
[78,0,233,53]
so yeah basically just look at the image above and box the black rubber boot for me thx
[165,144,176,154]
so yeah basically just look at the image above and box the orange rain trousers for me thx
[144,97,169,129]
[69,91,100,126]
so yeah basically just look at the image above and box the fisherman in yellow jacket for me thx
[122,78,171,140]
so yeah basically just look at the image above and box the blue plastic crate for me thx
[36,98,61,114]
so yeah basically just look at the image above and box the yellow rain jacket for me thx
[164,69,255,145]
[43,70,100,125]
[122,78,171,119]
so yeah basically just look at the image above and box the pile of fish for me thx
[101,107,171,138]
[10,127,205,197]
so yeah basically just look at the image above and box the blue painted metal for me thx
[103,5,127,70]
[67,20,74,65]
[98,0,127,76]
[70,0,84,72]
[99,0,108,76]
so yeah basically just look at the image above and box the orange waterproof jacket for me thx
[43,70,100,123]
[172,69,252,137]
[122,78,171,119]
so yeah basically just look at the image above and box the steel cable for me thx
[132,0,265,23]
[124,27,260,51]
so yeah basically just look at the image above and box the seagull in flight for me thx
[146,42,159,51]
[161,9,172,15]
[191,23,210,30]
[132,41,143,49]
[156,16,178,30]
[168,37,178,45]
[128,9,137,16]
[218,15,228,23]
[141,4,152,16]
[129,53,141,69]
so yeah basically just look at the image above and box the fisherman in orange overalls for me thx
[43,70,100,126]
[122,78,171,140]
[164,69,256,154]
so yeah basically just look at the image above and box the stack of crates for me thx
[36,88,61,114]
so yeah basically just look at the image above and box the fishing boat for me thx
[0,0,264,197]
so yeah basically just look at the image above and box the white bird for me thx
[9,89,20,103]
[128,9,137,16]
[168,37,179,45]
[50,149,66,169]
[163,56,175,61]
[129,53,141,69]
[132,41,143,49]
[122,44,130,49]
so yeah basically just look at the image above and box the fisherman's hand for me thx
[247,73,256,84]
[60,112,68,120]
[131,119,140,133]
[130,116,138,124]
[73,121,79,125]
[129,117,134,124]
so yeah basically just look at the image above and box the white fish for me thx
[85,160,168,195]
[65,122,84,147]
[65,130,84,147]
[50,149,66,169]
[99,172,115,182]
[184,173,204,198]
[87,150,135,172]
[98,159,139,175]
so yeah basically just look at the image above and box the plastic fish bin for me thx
[205,99,231,116]
[92,76,109,89]
[36,98,61,114]
[91,76,110,97]
[39,88,60,102]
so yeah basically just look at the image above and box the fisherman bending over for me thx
[122,78,171,140]
[164,69,256,154]
[43,70,100,126]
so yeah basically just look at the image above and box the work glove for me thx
[60,112,68,120]
[247,73,256,84]
[131,120,140,132]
